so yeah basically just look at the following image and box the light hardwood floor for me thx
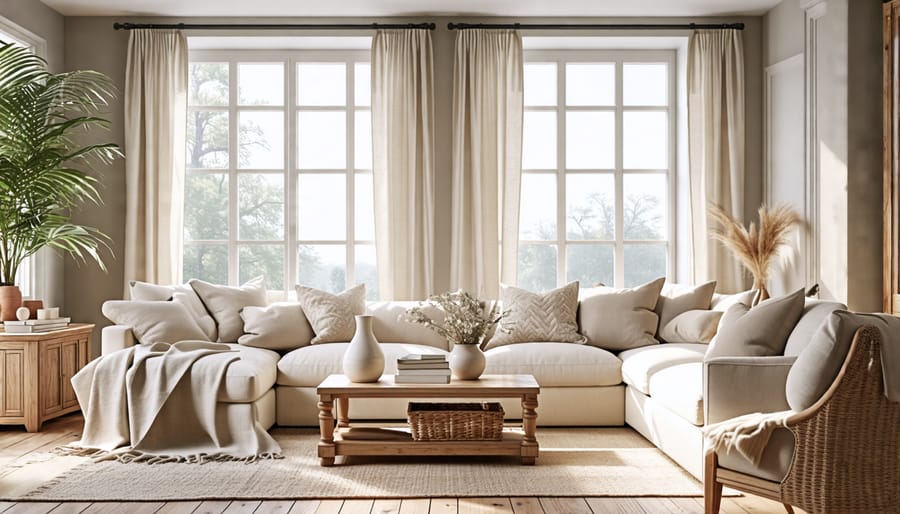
[0,414,797,514]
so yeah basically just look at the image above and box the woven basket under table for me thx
[407,402,504,441]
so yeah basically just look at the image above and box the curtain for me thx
[449,30,524,298]
[124,29,188,294]
[371,29,435,300]
[687,29,745,292]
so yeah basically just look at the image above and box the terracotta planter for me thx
[0,285,23,322]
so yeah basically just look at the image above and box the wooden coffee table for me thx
[316,374,540,466]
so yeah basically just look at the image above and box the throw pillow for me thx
[658,309,723,344]
[654,281,717,338]
[128,280,218,340]
[704,288,805,360]
[295,283,366,344]
[238,302,315,350]
[189,276,267,343]
[102,298,209,344]
[577,277,665,350]
[484,281,586,349]
[710,289,758,311]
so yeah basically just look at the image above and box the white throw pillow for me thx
[102,298,209,344]
[190,276,267,343]
[705,288,806,360]
[658,310,723,344]
[577,277,665,351]
[710,289,759,311]
[239,302,315,350]
[295,284,366,344]
[129,280,218,341]
[484,281,586,349]
[653,281,717,337]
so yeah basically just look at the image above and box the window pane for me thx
[355,110,372,169]
[624,174,667,240]
[297,63,345,106]
[183,244,228,284]
[184,173,228,240]
[524,63,557,106]
[519,174,556,240]
[299,174,346,240]
[566,63,614,106]
[566,111,614,169]
[238,173,284,240]
[624,244,667,287]
[355,173,375,241]
[355,63,370,106]
[239,245,284,290]
[238,63,284,106]
[189,63,228,106]
[518,244,557,292]
[187,111,228,168]
[623,63,667,106]
[298,111,346,169]
[567,244,614,287]
[566,174,615,240]
[298,244,346,293]
[623,111,667,169]
[355,244,378,300]
[522,111,556,169]
[238,111,284,169]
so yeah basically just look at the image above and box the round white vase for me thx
[342,315,384,383]
[449,344,486,380]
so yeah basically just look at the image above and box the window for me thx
[185,51,375,299]
[518,51,675,291]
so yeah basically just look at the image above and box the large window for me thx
[185,51,375,299]
[518,51,675,291]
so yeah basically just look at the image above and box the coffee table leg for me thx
[521,393,539,465]
[318,393,336,466]
[337,397,350,428]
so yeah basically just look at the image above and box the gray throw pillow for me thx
[129,280,218,341]
[295,283,366,344]
[190,276,267,343]
[577,277,665,350]
[654,281,717,339]
[485,281,586,349]
[239,302,315,350]
[102,298,209,344]
[705,288,805,360]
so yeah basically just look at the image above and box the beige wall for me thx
[0,0,64,72]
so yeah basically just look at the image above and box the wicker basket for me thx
[407,402,504,441]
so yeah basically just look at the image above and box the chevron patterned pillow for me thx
[484,281,586,349]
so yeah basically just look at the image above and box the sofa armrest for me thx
[102,325,136,356]
[704,355,796,425]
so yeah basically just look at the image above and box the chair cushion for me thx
[648,362,704,425]
[577,277,664,351]
[717,427,795,482]
[278,342,447,387]
[619,343,708,394]
[213,344,279,403]
[484,342,621,387]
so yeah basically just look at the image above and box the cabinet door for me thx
[0,349,24,417]
[61,340,79,409]
[39,342,62,415]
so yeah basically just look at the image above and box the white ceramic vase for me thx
[342,315,384,383]
[449,343,486,380]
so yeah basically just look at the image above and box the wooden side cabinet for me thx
[0,324,92,432]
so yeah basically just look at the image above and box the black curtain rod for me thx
[113,22,436,31]
[447,22,744,30]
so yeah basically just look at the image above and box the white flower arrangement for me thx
[402,290,509,345]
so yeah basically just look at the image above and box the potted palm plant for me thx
[0,42,120,320]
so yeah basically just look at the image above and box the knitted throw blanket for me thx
[702,411,793,466]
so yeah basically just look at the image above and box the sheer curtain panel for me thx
[371,29,436,300]
[687,29,745,292]
[124,29,188,293]
[449,30,524,298]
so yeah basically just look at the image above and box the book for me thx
[395,368,452,376]
[4,317,71,326]
[398,353,446,362]
[3,323,69,333]
[394,373,451,384]
[397,361,451,370]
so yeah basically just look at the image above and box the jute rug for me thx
[8,428,712,501]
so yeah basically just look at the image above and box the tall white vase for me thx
[342,315,384,383]
[449,344,486,380]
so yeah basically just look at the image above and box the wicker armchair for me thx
[704,325,900,514]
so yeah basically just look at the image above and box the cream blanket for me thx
[703,411,793,466]
[65,341,281,463]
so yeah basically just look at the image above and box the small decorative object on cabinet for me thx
[0,324,92,432]
[342,315,384,383]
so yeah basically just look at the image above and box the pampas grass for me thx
[708,203,801,302]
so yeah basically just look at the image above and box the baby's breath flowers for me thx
[402,290,509,345]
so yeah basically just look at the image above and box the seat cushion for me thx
[278,342,448,387]
[618,343,708,394]
[647,362,704,425]
[213,344,279,403]
[484,342,621,387]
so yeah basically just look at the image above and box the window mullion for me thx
[228,59,239,286]
[346,59,355,289]
[614,59,625,288]
[557,58,566,288]
[284,57,295,297]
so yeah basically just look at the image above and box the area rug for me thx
[10,428,713,501]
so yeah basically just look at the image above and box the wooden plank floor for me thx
[0,415,798,514]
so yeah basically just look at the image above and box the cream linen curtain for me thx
[371,29,435,300]
[124,30,188,294]
[687,29,745,292]
[449,30,524,298]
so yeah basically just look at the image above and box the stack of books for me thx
[3,317,71,334]
[395,354,451,384]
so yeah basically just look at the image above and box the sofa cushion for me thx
[277,342,447,387]
[577,277,664,351]
[485,281,585,349]
[129,280,218,341]
[102,299,209,345]
[782,299,847,357]
[654,281,716,339]
[648,362,704,425]
[619,343,708,394]
[368,301,449,350]
[213,344,279,403]
[705,288,805,360]
[190,276,267,343]
[296,284,366,344]
[239,302,314,350]
[484,342,621,387]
